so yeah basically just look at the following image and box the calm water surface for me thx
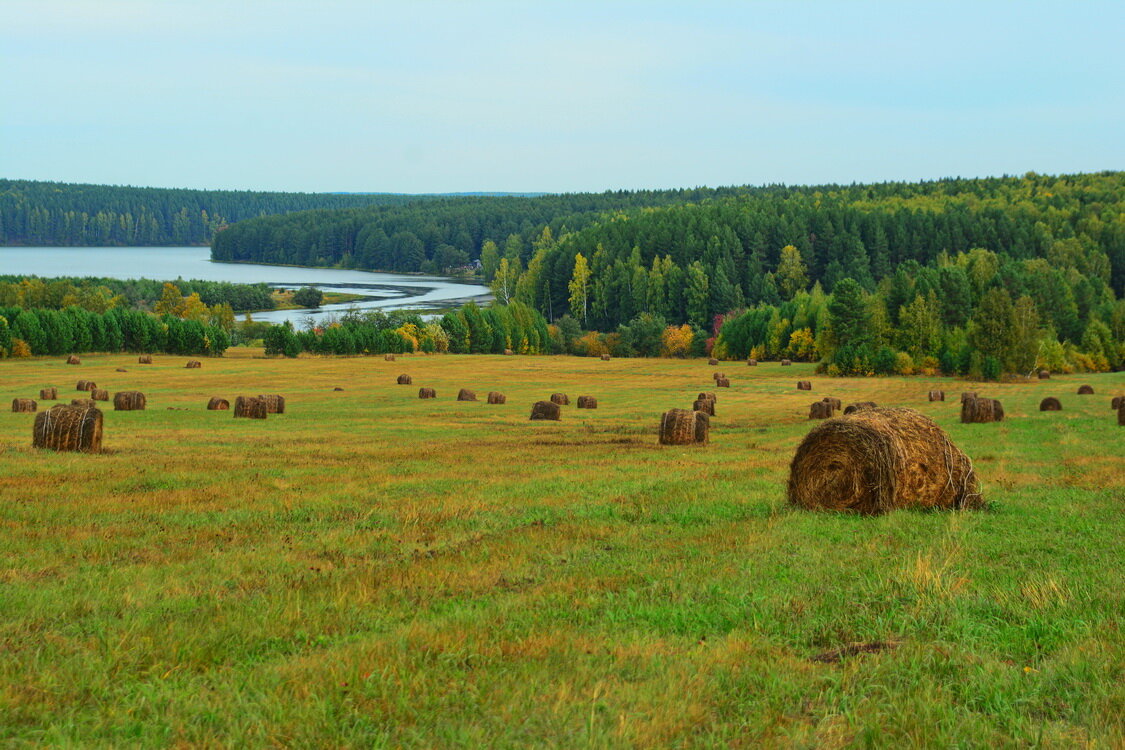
[0,246,490,325]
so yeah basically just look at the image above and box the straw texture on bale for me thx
[234,396,267,419]
[781,359,792,366]
[457,388,477,402]
[716,377,730,388]
[257,394,286,414]
[808,401,834,419]
[385,354,396,361]
[1113,396,1125,410]
[822,397,842,410]
[207,397,230,410]
[708,358,719,366]
[71,398,95,407]
[12,398,37,413]
[113,391,146,411]
[712,372,725,381]
[138,355,153,364]
[66,355,80,365]
[185,360,202,369]
[550,393,569,406]
[960,392,977,403]
[697,392,717,403]
[961,397,1004,423]
[747,359,757,366]
[90,389,109,401]
[600,354,611,361]
[797,381,812,391]
[33,404,102,453]
[1039,397,1062,411]
[1077,385,1094,395]
[787,407,981,515]
[39,387,57,400]
[577,396,598,409]
[659,408,709,446]
[487,391,505,404]
[928,390,945,402]
[418,387,436,399]
[397,374,413,385]
[693,398,715,416]
[1038,370,1050,379]
[844,401,877,415]
[76,380,96,391]
[530,400,561,421]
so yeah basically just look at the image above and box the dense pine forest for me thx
[0,179,425,246]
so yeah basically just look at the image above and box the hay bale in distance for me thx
[659,408,709,446]
[113,391,146,411]
[808,401,834,419]
[747,359,757,366]
[1077,385,1094,395]
[961,397,1004,423]
[504,349,515,356]
[844,401,877,415]
[397,374,413,385]
[1038,370,1050,379]
[960,392,977,403]
[384,353,396,361]
[207,397,230,410]
[1039,397,1062,411]
[693,397,715,416]
[234,396,267,419]
[90,389,109,401]
[928,390,945,402]
[33,404,103,453]
[600,354,611,361]
[708,358,719,366]
[419,387,437,399]
[71,398,96,407]
[12,398,37,413]
[822,397,842,410]
[185,360,202,369]
[577,395,597,409]
[76,380,96,391]
[530,400,561,421]
[257,394,286,414]
[115,368,127,373]
[1112,396,1125,410]
[787,407,980,515]
[716,377,731,388]
[457,388,477,402]
[550,393,569,406]
[39,387,58,400]
[487,391,505,404]
[781,359,792,366]
[797,380,812,391]
[138,355,153,364]
[66,355,80,365]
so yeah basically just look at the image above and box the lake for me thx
[0,246,491,326]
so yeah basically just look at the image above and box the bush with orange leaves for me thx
[661,324,694,358]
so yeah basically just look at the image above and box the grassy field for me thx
[1,352,1122,747]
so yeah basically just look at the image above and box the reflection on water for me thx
[0,246,491,326]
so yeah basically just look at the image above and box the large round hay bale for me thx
[808,401,834,419]
[821,397,842,411]
[397,374,413,385]
[747,359,757,366]
[113,391,146,411]
[66,355,80,365]
[207,397,230,410]
[419,387,437,399]
[716,377,730,388]
[384,353,396,361]
[928,390,945,402]
[39,387,58,400]
[797,380,812,391]
[550,393,569,406]
[1038,370,1050,380]
[487,391,505,404]
[530,400,561,421]
[1113,396,1125,410]
[577,395,597,409]
[1077,385,1094,395]
[90,389,109,401]
[138,355,153,364]
[257,394,286,414]
[781,359,792,366]
[600,354,611,361]
[457,388,477,402]
[234,396,267,419]
[692,397,715,416]
[960,397,1003,423]
[33,404,102,452]
[185,360,202,369]
[12,398,37,413]
[697,392,717,403]
[76,380,96,391]
[659,408,709,445]
[708,358,719,366]
[787,407,981,514]
[1039,397,1062,411]
[844,401,877,415]
[71,398,96,407]
[960,392,977,403]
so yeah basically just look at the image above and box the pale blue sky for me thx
[2,1,1122,193]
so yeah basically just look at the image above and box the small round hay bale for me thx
[808,401,834,419]
[787,407,980,514]
[333,387,344,392]
[1077,385,1094,395]
[138,355,153,364]
[747,359,757,366]
[384,353,396,361]
[659,408,709,446]
[1112,396,1124,410]
[708,358,719,366]
[12,398,37,413]
[504,349,515,356]
[185,360,202,369]
[600,354,611,361]
[487,391,505,404]
[821,397,842,410]
[33,404,102,452]
[716,377,730,388]
[693,397,715,416]
[90,389,109,401]
[928,390,945,402]
[419,387,437,399]
[1039,397,1062,411]
[71,398,96,407]
[844,401,877,415]
[530,400,561,421]
[113,391,146,411]
[207,397,230,410]
[550,393,569,406]
[577,395,598,409]
[115,368,127,373]
[960,392,977,403]
[960,397,1003,423]
[1038,370,1050,380]
[66,355,81,365]
[457,388,477,402]
[781,359,792,366]
[257,394,286,414]
[397,374,412,385]
[712,372,725,381]
[76,380,96,391]
[797,380,812,391]
[234,396,267,419]
[39,387,58,400]
[697,392,717,403]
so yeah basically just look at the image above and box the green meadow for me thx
[1,352,1122,747]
